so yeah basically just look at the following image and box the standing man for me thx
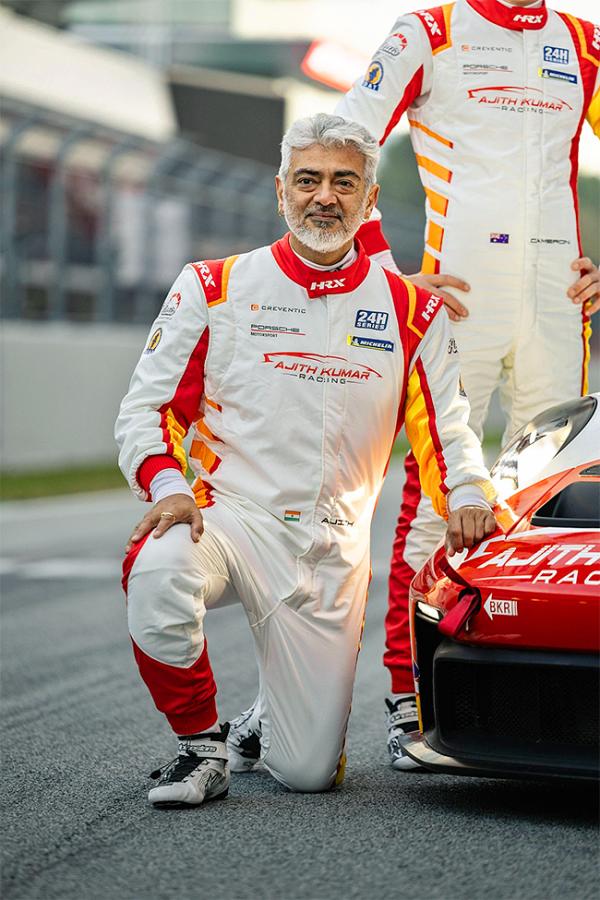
[116,113,496,808]
[335,0,600,768]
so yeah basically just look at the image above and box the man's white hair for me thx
[279,113,380,189]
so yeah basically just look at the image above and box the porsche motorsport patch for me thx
[347,335,394,352]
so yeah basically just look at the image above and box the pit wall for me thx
[1,322,148,470]
[2,322,596,472]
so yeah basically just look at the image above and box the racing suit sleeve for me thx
[587,69,600,137]
[403,299,496,520]
[114,265,210,501]
[335,14,433,258]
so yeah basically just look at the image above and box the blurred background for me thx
[0,0,598,490]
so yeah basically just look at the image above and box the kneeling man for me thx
[116,113,496,808]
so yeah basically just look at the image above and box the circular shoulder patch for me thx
[145,328,163,354]
[362,60,384,91]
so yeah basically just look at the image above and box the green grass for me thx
[1,432,504,501]
[0,463,127,501]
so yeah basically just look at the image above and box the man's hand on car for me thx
[126,495,204,552]
[568,257,600,315]
[446,506,497,555]
[407,272,471,322]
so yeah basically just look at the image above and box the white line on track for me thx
[1,556,392,581]
[0,558,121,579]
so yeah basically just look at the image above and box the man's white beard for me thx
[282,190,367,254]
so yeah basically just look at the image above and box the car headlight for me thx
[490,395,597,496]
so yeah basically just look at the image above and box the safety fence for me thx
[1,104,425,325]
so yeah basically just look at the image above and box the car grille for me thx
[434,646,600,762]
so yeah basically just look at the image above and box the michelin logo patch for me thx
[355,309,389,331]
[348,335,394,352]
[543,45,569,65]
[539,67,577,84]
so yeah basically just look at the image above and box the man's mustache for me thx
[304,205,344,221]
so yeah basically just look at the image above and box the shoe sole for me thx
[152,788,229,810]
[391,758,425,772]
[229,760,259,773]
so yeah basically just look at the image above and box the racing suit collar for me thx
[271,232,371,299]
[465,0,548,29]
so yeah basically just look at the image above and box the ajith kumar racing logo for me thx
[263,352,382,384]
[465,535,600,586]
[468,85,573,113]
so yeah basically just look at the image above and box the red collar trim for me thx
[465,0,548,30]
[271,233,371,299]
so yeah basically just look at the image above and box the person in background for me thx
[335,0,600,769]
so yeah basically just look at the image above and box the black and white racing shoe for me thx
[227,703,262,773]
[148,723,230,808]
[385,695,422,771]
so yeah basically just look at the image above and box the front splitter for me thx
[399,733,598,781]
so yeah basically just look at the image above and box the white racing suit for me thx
[116,234,494,791]
[336,0,600,692]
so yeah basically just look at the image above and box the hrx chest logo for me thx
[310,278,346,292]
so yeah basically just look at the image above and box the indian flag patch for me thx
[284,510,301,522]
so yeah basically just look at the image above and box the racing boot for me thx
[148,723,230,808]
[385,694,422,771]
[227,702,262,772]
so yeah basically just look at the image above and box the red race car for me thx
[403,394,600,780]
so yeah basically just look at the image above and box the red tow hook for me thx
[438,588,481,638]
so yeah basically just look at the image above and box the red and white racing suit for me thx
[115,234,493,791]
[336,0,600,693]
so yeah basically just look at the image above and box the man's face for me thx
[276,144,379,254]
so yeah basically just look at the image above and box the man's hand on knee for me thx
[126,495,204,552]
[445,506,497,556]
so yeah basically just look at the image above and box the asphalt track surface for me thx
[2,460,598,900]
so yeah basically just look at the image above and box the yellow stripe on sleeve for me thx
[403,278,425,340]
[404,367,447,518]
[587,86,600,137]
[164,407,188,475]
[416,154,452,183]
[582,315,592,395]
[206,255,239,308]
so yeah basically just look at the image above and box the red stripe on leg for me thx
[384,451,420,693]
[122,531,152,594]
[122,537,218,734]
[132,639,218,735]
